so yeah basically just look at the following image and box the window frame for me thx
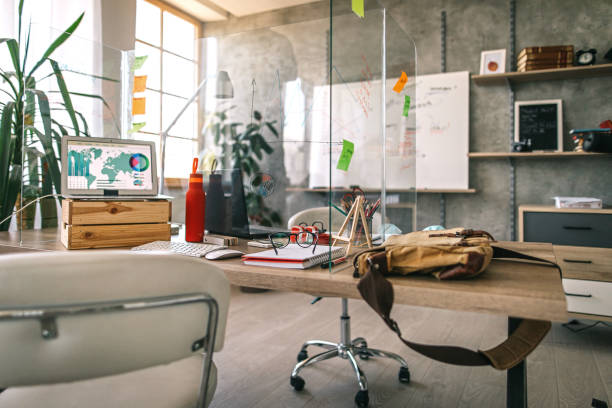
[134,0,202,185]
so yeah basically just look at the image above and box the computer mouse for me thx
[205,249,245,260]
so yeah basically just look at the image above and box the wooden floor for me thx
[210,286,612,408]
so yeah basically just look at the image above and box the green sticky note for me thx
[402,95,411,117]
[128,122,146,134]
[336,139,355,171]
[352,0,364,18]
[132,55,148,72]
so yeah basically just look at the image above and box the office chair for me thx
[0,251,230,408]
[287,208,410,408]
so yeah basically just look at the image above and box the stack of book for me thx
[517,45,574,72]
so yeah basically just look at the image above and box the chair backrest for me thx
[287,206,382,233]
[0,251,229,387]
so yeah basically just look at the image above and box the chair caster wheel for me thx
[297,350,308,362]
[399,366,411,384]
[354,390,369,407]
[290,375,305,391]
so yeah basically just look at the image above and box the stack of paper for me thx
[553,197,602,209]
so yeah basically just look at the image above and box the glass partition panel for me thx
[5,24,127,245]
[329,1,417,248]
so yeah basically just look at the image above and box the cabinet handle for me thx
[563,258,592,264]
[562,226,592,230]
[564,291,592,298]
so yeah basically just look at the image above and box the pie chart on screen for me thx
[129,153,150,172]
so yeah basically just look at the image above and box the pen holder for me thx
[344,215,372,246]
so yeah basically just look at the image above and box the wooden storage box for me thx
[61,199,171,249]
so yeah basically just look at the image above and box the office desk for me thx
[0,230,567,408]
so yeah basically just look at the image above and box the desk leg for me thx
[507,317,527,408]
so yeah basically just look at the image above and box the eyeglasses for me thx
[268,231,319,255]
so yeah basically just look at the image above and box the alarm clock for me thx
[576,49,597,66]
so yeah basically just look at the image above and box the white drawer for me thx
[562,278,612,317]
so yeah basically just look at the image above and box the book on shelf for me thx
[517,51,573,66]
[517,62,573,72]
[517,45,574,60]
[242,244,345,269]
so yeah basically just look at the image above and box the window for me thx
[134,0,199,179]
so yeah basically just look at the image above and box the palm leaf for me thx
[30,127,61,193]
[0,101,15,196]
[30,90,61,192]
[0,39,22,78]
[0,71,18,97]
[49,86,120,136]
[49,60,79,136]
[27,12,84,78]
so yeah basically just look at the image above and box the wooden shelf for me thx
[285,187,476,194]
[469,151,611,158]
[471,63,612,85]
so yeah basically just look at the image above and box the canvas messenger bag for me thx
[353,228,560,370]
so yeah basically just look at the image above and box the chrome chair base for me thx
[289,298,410,408]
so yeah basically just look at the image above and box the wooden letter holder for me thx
[61,199,171,249]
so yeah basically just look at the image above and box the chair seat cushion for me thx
[0,355,216,408]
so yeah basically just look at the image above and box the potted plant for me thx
[0,0,108,230]
[202,107,282,227]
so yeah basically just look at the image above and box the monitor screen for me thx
[65,139,154,191]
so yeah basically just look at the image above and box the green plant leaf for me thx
[265,121,279,138]
[0,165,21,230]
[27,12,84,78]
[49,87,120,136]
[30,127,61,193]
[21,22,31,76]
[29,90,61,192]
[1,39,22,78]
[254,133,273,154]
[0,101,15,199]
[49,60,80,136]
[0,71,18,97]
[74,110,90,137]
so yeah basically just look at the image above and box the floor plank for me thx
[210,287,612,408]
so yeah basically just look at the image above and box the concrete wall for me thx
[203,0,612,239]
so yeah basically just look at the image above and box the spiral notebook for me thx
[242,244,345,269]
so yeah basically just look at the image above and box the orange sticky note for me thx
[392,71,408,93]
[133,75,147,93]
[132,97,146,115]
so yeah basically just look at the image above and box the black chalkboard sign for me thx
[515,100,562,151]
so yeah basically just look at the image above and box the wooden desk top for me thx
[0,230,568,322]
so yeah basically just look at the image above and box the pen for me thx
[320,256,347,268]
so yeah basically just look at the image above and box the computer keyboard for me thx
[131,241,226,258]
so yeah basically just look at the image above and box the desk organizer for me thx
[61,199,171,249]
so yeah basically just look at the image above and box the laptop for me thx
[61,136,169,200]
[204,168,285,239]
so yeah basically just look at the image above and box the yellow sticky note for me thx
[352,0,364,18]
[393,71,408,93]
[133,75,147,93]
[132,97,146,115]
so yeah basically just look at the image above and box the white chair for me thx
[0,251,230,408]
[287,206,382,234]
[286,208,409,408]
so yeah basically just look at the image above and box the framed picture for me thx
[480,49,506,74]
[514,99,563,151]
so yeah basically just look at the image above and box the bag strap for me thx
[356,246,559,370]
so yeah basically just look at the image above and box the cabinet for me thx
[519,205,612,319]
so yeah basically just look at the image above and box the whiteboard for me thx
[308,71,469,190]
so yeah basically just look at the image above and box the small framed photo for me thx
[480,49,506,74]
[514,99,563,151]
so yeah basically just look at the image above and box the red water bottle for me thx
[185,158,205,242]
